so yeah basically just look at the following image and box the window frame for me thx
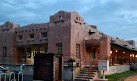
[29,34,34,40]
[76,44,80,58]
[18,35,23,41]
[56,43,62,53]
[41,32,47,38]
[3,47,7,58]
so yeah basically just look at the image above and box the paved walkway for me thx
[124,74,137,81]
[23,75,33,81]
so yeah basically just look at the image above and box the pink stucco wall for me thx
[0,11,136,64]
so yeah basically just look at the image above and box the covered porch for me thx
[110,42,137,65]
[15,43,48,64]
[85,36,137,66]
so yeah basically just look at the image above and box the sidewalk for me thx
[124,74,137,81]
[23,75,33,81]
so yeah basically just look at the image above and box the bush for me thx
[130,64,137,71]
[67,58,75,62]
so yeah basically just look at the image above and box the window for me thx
[29,34,34,40]
[59,16,62,19]
[41,32,47,38]
[45,47,48,53]
[76,44,80,58]
[18,35,23,41]
[76,17,78,20]
[56,43,62,53]
[3,47,7,57]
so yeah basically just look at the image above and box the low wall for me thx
[105,65,130,75]
[63,66,73,80]
[0,64,34,76]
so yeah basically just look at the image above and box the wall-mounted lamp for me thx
[110,51,112,54]
[123,52,125,53]
[115,50,118,52]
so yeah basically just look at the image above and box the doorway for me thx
[91,47,96,60]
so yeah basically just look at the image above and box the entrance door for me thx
[91,47,96,60]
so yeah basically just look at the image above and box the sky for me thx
[0,0,137,45]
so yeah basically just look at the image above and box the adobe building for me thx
[0,11,137,80]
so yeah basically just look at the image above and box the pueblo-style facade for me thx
[0,11,137,80]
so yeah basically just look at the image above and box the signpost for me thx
[98,60,109,79]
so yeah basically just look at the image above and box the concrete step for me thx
[80,71,96,74]
[75,77,93,80]
[75,78,91,81]
[75,65,97,81]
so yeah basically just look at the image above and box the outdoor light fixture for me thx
[133,54,135,57]
[123,52,125,53]
[130,54,132,57]
[110,51,112,54]
[136,55,137,58]
[115,50,118,52]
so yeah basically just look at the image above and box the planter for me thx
[68,62,79,67]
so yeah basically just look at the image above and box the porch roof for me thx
[85,39,100,45]
[111,42,137,53]
[15,43,48,47]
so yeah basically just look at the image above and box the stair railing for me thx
[87,55,111,80]
[78,56,86,67]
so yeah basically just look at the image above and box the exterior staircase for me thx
[75,65,98,81]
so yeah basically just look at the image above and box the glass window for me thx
[29,34,34,40]
[56,43,62,53]
[3,47,7,57]
[41,32,47,38]
[59,16,62,19]
[18,35,23,41]
[76,44,80,58]
[45,47,48,53]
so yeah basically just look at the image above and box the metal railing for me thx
[18,71,23,81]
[0,71,23,81]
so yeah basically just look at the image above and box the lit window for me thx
[56,43,62,53]
[29,34,34,40]
[41,32,47,38]
[76,44,80,58]
[18,35,23,41]
[27,48,31,58]
[3,47,7,57]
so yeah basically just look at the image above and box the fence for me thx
[0,71,23,81]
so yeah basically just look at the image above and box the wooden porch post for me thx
[24,47,27,64]
[134,54,136,64]
[112,49,114,65]
[129,53,130,65]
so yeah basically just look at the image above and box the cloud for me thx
[0,0,137,46]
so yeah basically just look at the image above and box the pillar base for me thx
[94,79,108,81]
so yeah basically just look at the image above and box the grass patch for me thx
[105,71,137,81]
